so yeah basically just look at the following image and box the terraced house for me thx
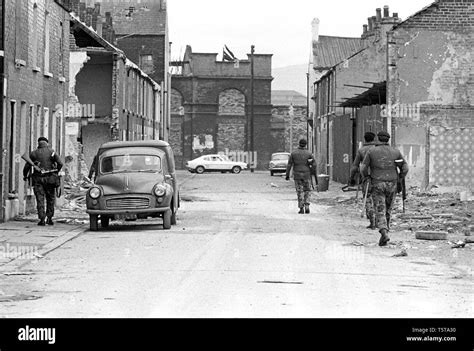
[0,0,71,221]
[311,0,474,189]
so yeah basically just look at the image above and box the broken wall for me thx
[388,0,474,189]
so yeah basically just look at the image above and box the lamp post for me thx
[250,45,255,173]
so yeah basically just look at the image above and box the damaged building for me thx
[170,46,283,170]
[311,0,474,189]
[66,15,162,181]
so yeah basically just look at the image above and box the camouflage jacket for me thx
[361,143,408,183]
[349,142,376,180]
[23,141,63,178]
[286,147,316,181]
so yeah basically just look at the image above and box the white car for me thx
[186,154,248,174]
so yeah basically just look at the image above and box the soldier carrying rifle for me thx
[349,132,377,229]
[361,131,408,246]
[23,137,63,226]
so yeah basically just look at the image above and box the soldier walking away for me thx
[349,132,377,229]
[23,137,64,226]
[285,139,317,214]
[361,131,408,246]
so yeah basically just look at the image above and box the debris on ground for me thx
[416,231,448,241]
[393,249,408,257]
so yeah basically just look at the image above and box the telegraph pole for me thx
[250,45,255,173]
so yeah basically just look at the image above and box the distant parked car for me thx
[269,152,291,176]
[186,154,247,174]
[86,140,180,231]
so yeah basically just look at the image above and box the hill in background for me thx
[272,64,309,96]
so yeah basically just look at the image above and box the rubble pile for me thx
[54,177,92,224]
[61,178,93,212]
[390,190,473,237]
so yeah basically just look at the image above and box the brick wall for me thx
[3,0,70,218]
[116,35,166,85]
[387,0,474,188]
[171,75,279,169]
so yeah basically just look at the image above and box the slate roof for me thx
[313,35,363,70]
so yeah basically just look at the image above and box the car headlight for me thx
[153,184,167,197]
[270,162,275,167]
[89,187,101,199]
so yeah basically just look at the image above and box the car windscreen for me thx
[100,154,162,174]
[272,154,290,161]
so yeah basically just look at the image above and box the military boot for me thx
[305,205,310,214]
[46,217,54,225]
[298,208,305,214]
[379,229,390,246]
[38,219,46,226]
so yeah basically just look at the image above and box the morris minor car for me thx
[86,141,180,231]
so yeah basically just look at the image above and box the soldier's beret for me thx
[299,139,307,147]
[377,131,391,139]
[38,137,49,143]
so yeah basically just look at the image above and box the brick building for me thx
[312,1,474,189]
[1,0,71,221]
[99,0,171,141]
[66,15,161,180]
[170,46,282,170]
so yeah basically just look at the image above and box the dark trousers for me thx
[33,178,56,220]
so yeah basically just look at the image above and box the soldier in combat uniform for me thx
[361,131,408,246]
[349,132,377,229]
[285,139,316,214]
[23,137,63,226]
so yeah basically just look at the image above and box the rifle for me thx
[395,160,407,213]
[21,152,42,174]
[401,178,407,213]
[308,159,318,192]
[361,179,370,218]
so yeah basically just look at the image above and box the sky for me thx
[168,0,433,68]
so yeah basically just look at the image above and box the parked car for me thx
[186,154,247,174]
[269,152,291,176]
[86,140,180,231]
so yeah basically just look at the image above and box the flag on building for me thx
[223,45,237,62]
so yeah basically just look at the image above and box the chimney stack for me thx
[363,24,368,34]
[393,12,399,19]
[376,8,382,22]
[383,5,390,18]
[312,18,320,42]
[96,16,103,37]
[368,17,373,31]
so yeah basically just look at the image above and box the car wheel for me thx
[89,214,99,231]
[101,216,110,228]
[163,209,172,230]
[195,166,205,174]
[270,171,274,176]
[232,166,242,174]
